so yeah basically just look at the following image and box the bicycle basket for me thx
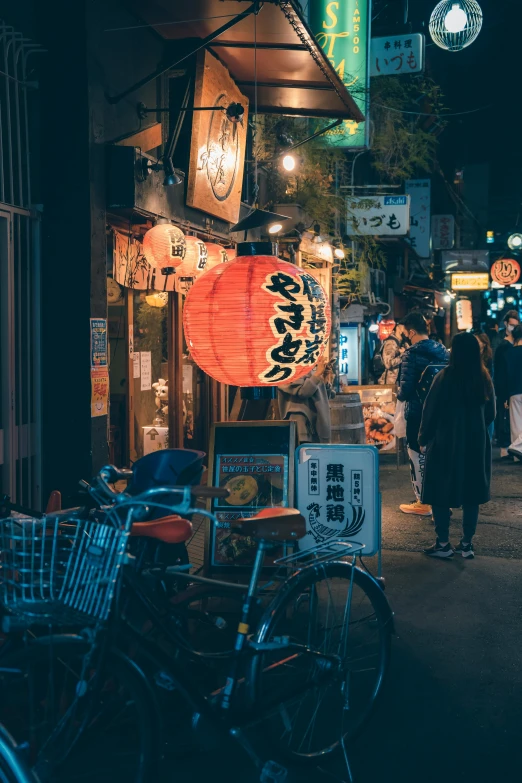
[0,515,130,624]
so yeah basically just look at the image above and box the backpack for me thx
[417,363,446,404]
[372,335,400,381]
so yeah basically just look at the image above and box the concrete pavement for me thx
[169,454,522,782]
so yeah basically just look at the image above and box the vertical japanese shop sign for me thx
[310,0,370,148]
[405,179,431,258]
[296,445,380,555]
[90,318,108,418]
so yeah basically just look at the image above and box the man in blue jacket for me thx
[397,312,449,515]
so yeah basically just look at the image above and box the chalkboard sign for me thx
[206,421,296,573]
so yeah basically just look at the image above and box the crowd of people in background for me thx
[377,306,522,560]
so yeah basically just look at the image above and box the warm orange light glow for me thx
[175,236,208,278]
[205,242,228,270]
[183,254,331,387]
[142,224,186,274]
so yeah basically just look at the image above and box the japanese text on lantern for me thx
[259,271,329,383]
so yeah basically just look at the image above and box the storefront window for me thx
[132,292,169,459]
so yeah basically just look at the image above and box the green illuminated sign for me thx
[310,0,370,148]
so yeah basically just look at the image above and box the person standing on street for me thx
[278,356,335,444]
[493,310,520,457]
[476,332,493,375]
[397,312,449,516]
[419,332,495,559]
[377,323,410,385]
[507,324,522,460]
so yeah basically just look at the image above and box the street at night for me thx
[1,0,522,781]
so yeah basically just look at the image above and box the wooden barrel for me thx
[329,393,366,444]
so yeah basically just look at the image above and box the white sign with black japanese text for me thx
[296,445,380,556]
[405,179,431,258]
[370,33,424,76]
[346,195,410,237]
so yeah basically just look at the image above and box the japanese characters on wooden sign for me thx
[346,195,410,236]
[432,214,455,250]
[187,50,249,224]
[405,179,431,258]
[296,445,380,555]
[370,33,424,76]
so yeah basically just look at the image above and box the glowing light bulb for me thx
[334,248,345,259]
[268,223,283,234]
[369,323,379,333]
[508,233,522,250]
[444,3,468,32]
[282,154,296,172]
[444,294,452,303]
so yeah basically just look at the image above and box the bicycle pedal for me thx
[260,760,288,783]
[154,670,177,691]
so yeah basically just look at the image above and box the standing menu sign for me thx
[206,422,296,572]
[296,444,380,556]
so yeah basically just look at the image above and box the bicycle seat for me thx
[232,508,306,542]
[130,515,192,544]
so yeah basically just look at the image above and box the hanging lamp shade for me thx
[183,243,331,387]
[143,224,186,275]
[226,247,237,262]
[429,0,483,51]
[205,242,228,271]
[378,319,396,341]
[145,292,169,308]
[175,236,208,278]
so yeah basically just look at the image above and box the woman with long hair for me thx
[475,331,493,374]
[418,332,496,559]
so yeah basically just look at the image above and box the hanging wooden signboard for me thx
[187,50,249,224]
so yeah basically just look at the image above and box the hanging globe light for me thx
[429,0,483,51]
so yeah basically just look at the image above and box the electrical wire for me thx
[104,14,239,33]
[373,102,493,118]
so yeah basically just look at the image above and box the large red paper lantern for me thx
[183,248,331,386]
[491,258,521,286]
[175,236,208,278]
[143,224,185,275]
[205,242,228,271]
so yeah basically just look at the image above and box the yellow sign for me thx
[451,273,489,291]
[91,368,109,417]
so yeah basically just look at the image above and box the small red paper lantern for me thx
[225,247,237,262]
[183,250,331,386]
[491,258,521,286]
[205,242,228,271]
[175,236,208,279]
[143,224,185,275]
[378,319,396,341]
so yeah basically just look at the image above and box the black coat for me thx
[418,370,496,508]
[397,339,450,420]
[506,345,522,397]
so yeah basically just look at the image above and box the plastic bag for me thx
[394,399,407,439]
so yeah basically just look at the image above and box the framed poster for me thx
[206,421,296,573]
[187,50,249,224]
[296,444,380,556]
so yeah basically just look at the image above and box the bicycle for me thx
[0,465,394,783]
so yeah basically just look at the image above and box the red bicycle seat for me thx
[130,515,192,544]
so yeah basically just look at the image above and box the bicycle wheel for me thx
[0,725,38,783]
[0,638,160,783]
[249,562,392,761]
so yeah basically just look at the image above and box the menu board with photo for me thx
[207,422,296,572]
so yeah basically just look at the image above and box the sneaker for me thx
[423,540,454,558]
[508,448,522,462]
[454,540,475,559]
[399,501,432,516]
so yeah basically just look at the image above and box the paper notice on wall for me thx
[140,351,152,390]
[133,352,140,379]
[91,367,109,417]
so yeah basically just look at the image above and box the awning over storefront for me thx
[129,0,365,120]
